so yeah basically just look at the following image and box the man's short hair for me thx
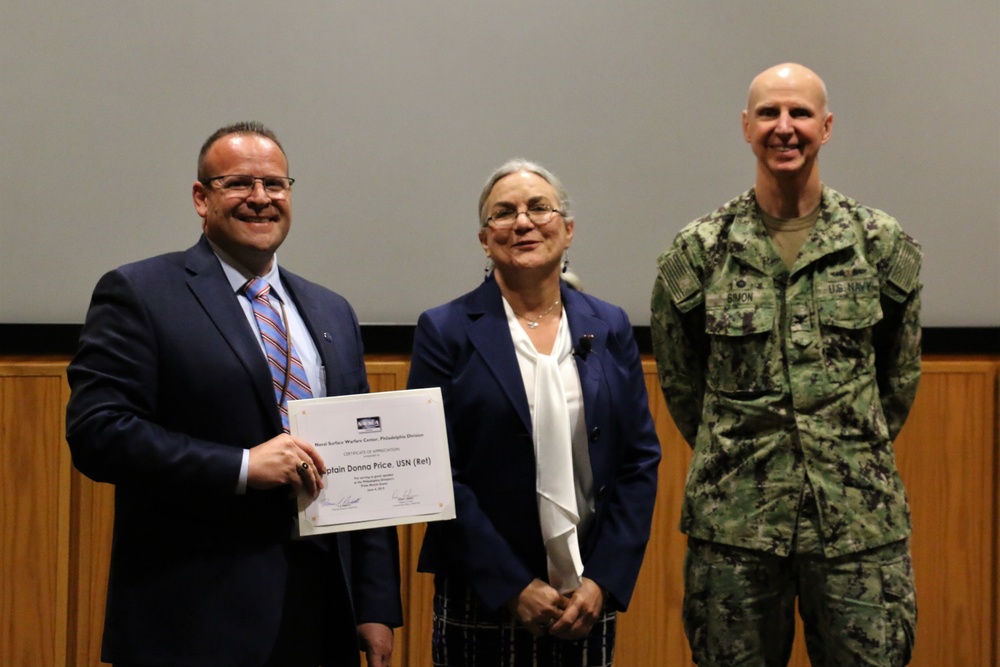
[197,121,287,181]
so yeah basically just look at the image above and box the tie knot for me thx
[246,277,270,300]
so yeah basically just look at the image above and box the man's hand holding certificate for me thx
[290,388,455,536]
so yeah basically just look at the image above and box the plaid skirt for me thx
[431,576,617,667]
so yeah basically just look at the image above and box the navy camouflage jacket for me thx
[651,186,921,557]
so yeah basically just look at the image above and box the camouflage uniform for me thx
[651,187,921,666]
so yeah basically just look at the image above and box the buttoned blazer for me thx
[66,236,402,666]
[407,277,660,612]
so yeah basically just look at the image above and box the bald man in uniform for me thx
[651,64,921,666]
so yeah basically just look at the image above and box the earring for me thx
[561,251,569,274]
[484,257,494,281]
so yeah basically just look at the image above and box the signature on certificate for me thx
[392,488,418,503]
[322,495,361,509]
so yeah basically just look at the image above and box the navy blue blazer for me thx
[66,236,402,666]
[407,278,661,612]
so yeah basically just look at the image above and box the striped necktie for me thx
[245,277,312,433]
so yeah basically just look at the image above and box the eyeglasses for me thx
[202,174,295,197]
[485,204,565,229]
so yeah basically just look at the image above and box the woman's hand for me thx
[507,579,568,637]
[549,577,604,640]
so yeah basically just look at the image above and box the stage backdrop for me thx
[2,1,997,327]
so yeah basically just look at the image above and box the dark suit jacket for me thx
[406,278,661,612]
[66,236,402,666]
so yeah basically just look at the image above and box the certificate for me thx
[290,387,455,536]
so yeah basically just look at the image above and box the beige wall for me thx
[2,356,997,666]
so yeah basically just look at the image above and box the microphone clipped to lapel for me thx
[575,334,594,359]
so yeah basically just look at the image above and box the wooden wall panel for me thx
[366,357,410,396]
[0,361,71,667]
[364,358,412,667]
[893,360,998,667]
[67,468,113,667]
[0,356,996,666]
[401,522,435,667]
[615,367,692,665]
[365,358,436,667]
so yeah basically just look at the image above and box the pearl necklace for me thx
[515,299,561,329]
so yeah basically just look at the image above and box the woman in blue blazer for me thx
[407,159,661,666]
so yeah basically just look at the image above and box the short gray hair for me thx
[478,159,573,227]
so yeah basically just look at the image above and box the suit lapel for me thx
[184,237,279,429]
[281,273,341,396]
[464,281,611,435]
[563,286,608,434]
[466,280,533,432]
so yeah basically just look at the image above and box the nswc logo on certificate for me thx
[357,417,382,433]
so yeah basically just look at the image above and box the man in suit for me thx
[66,121,402,666]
